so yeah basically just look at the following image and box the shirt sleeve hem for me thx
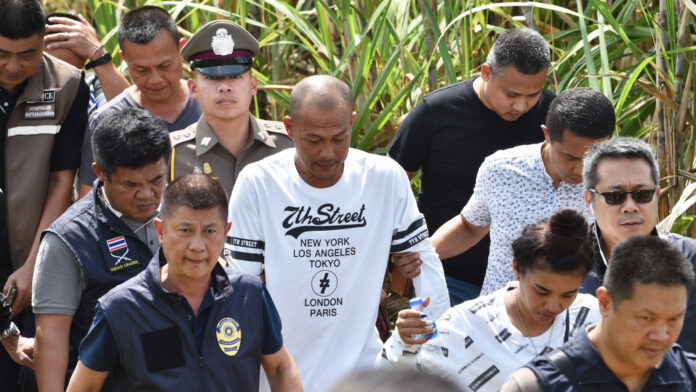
[32,306,78,315]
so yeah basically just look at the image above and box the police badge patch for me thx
[212,28,235,56]
[216,317,242,356]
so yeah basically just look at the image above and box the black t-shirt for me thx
[389,78,555,284]
[0,76,89,271]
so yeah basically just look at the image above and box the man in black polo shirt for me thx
[0,0,88,390]
[388,28,555,305]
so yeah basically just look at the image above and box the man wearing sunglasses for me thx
[581,136,696,352]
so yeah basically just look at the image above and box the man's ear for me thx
[283,116,294,140]
[250,74,258,96]
[541,125,551,145]
[179,37,187,51]
[187,78,197,98]
[596,286,612,317]
[118,50,125,62]
[481,63,491,82]
[154,218,164,241]
[93,163,107,183]
[585,190,594,215]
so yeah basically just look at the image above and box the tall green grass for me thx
[45,0,696,234]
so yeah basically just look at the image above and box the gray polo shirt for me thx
[78,85,201,186]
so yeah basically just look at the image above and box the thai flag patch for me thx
[106,236,127,253]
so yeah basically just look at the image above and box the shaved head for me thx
[289,75,354,118]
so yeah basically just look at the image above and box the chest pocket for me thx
[140,327,186,372]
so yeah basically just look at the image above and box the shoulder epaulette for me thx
[255,118,287,135]
[169,128,196,147]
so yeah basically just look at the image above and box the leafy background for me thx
[43,0,696,236]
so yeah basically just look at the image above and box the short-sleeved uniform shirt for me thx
[389,79,554,285]
[78,86,201,186]
[462,143,592,295]
[168,114,294,195]
[0,77,88,276]
[79,282,283,371]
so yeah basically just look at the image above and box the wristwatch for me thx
[0,322,19,340]
[85,52,112,70]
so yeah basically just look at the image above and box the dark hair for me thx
[118,6,179,49]
[329,368,462,392]
[289,75,354,119]
[583,137,659,190]
[0,0,45,39]
[604,235,694,304]
[92,108,171,179]
[45,12,80,24]
[486,28,550,76]
[160,174,228,223]
[513,208,594,276]
[545,87,615,142]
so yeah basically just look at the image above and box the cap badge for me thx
[212,28,235,56]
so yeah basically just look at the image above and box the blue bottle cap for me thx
[409,297,423,307]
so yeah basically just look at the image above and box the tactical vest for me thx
[99,253,265,391]
[6,53,82,269]
[45,183,152,379]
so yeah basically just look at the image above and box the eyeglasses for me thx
[589,188,657,205]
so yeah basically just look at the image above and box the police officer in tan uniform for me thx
[170,20,293,195]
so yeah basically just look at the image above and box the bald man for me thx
[225,75,449,392]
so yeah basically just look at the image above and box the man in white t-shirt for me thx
[226,75,449,392]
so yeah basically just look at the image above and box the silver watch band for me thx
[0,322,20,340]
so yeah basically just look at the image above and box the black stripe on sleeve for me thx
[230,251,264,263]
[390,229,429,253]
[392,218,425,240]
[227,237,265,250]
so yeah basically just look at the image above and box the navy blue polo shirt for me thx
[527,326,696,391]
[79,280,282,371]
[581,226,696,353]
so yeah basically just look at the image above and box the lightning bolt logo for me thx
[319,272,330,294]
[311,270,338,297]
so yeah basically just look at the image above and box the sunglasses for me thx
[589,188,657,205]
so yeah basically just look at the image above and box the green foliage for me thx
[46,0,696,233]
[671,216,695,235]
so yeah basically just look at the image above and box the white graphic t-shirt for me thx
[226,148,450,392]
[380,283,601,392]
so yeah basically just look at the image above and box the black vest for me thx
[98,252,265,391]
[45,182,152,379]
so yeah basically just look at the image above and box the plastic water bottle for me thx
[409,297,438,340]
